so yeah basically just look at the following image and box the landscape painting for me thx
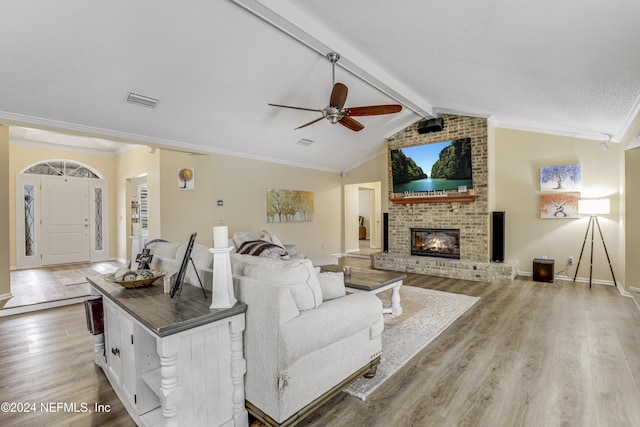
[540,164,581,191]
[266,189,314,223]
[391,138,473,193]
[540,192,580,219]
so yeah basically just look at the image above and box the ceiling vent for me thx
[126,92,159,108]
[296,138,314,146]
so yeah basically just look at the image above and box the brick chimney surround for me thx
[372,114,517,283]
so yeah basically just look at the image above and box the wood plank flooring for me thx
[2,257,640,426]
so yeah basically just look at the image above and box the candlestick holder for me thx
[209,247,237,309]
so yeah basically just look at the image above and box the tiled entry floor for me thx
[1,261,125,314]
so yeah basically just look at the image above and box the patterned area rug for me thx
[344,286,480,400]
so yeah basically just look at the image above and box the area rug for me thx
[53,268,96,286]
[344,286,480,400]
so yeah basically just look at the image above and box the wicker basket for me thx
[104,270,165,289]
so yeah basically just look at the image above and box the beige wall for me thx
[495,128,623,285]
[344,149,389,213]
[8,144,119,266]
[625,147,640,290]
[0,126,10,298]
[157,150,214,247]
[207,153,343,257]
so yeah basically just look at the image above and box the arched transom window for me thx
[22,159,101,179]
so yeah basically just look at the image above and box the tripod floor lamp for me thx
[573,198,617,288]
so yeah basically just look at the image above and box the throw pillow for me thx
[315,268,346,301]
[231,254,323,310]
[237,240,288,257]
[232,231,270,250]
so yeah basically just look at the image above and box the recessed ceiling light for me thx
[125,92,159,108]
[296,138,314,146]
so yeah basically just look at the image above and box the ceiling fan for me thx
[269,52,402,132]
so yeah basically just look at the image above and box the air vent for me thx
[126,92,159,108]
[296,138,314,146]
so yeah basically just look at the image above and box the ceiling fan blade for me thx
[294,116,324,130]
[345,104,403,116]
[338,115,364,132]
[268,103,323,113]
[330,83,348,109]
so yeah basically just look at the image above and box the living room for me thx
[3,1,640,426]
[2,115,636,296]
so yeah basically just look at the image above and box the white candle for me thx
[213,226,228,248]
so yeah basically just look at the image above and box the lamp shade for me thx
[578,198,610,215]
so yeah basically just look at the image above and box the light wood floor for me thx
[2,258,640,426]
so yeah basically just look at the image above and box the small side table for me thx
[533,258,554,283]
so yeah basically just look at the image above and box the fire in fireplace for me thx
[411,228,460,259]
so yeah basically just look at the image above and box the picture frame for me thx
[540,192,580,219]
[178,168,195,190]
[540,164,581,191]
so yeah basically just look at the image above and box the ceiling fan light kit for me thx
[268,52,402,132]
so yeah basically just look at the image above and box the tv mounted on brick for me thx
[391,138,473,194]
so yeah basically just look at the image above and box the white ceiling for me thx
[2,0,640,172]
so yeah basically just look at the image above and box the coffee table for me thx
[321,265,407,316]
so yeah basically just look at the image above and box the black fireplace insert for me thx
[410,228,460,259]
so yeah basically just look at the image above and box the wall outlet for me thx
[569,256,574,265]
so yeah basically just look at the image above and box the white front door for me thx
[41,176,90,265]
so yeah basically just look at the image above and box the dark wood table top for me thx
[87,274,246,338]
[320,265,407,291]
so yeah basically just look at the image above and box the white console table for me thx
[87,274,248,427]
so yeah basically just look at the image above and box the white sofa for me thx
[231,253,383,426]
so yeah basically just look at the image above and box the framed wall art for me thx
[266,189,314,222]
[540,192,580,219]
[178,168,195,190]
[540,164,581,191]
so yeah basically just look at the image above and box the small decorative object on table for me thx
[104,268,165,288]
[135,248,153,270]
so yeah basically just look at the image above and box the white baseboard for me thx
[0,296,90,318]
[518,270,616,286]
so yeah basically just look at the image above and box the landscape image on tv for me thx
[391,138,473,193]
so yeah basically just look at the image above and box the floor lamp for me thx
[573,198,617,288]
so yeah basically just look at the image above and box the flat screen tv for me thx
[391,137,473,194]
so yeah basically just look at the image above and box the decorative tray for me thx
[103,269,165,289]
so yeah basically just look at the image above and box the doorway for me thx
[344,181,381,256]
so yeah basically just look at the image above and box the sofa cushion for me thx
[314,268,346,301]
[189,243,214,269]
[175,242,213,269]
[230,254,322,310]
[146,241,181,259]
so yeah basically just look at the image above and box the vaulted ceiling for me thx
[2,0,640,172]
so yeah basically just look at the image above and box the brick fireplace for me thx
[372,114,517,283]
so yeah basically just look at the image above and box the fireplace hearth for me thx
[411,228,460,259]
